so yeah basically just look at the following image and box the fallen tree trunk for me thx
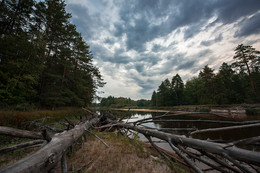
[190,123,260,136]
[115,122,260,167]
[0,116,100,173]
[0,126,43,139]
[0,140,45,154]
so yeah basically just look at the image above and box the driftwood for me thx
[0,126,43,139]
[0,115,100,173]
[115,122,260,165]
[0,140,45,154]
[190,122,260,136]
[108,119,260,173]
[137,119,260,125]
[133,112,231,125]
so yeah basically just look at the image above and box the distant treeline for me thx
[0,0,104,109]
[100,96,150,108]
[152,44,260,106]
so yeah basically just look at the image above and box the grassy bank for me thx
[0,107,85,129]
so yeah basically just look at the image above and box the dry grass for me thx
[0,107,84,129]
[0,142,41,169]
[65,131,184,173]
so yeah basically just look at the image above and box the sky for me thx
[65,0,260,100]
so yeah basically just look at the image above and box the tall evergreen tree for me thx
[198,65,215,104]
[172,74,184,105]
[151,90,157,106]
[232,44,260,100]
[0,0,104,109]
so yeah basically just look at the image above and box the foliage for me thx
[100,96,150,108]
[0,0,104,109]
[151,44,260,106]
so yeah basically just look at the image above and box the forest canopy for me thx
[0,0,105,109]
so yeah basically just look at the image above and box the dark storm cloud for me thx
[215,0,260,24]
[113,0,260,52]
[235,13,260,37]
[200,34,223,47]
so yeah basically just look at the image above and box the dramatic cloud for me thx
[66,0,260,100]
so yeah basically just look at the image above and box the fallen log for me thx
[0,126,43,139]
[115,122,260,167]
[0,116,100,173]
[137,119,260,125]
[0,140,45,154]
[190,123,260,136]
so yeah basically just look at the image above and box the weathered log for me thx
[190,123,260,136]
[176,146,229,173]
[0,126,43,139]
[0,140,45,154]
[168,140,202,173]
[133,112,231,125]
[137,119,260,125]
[61,153,67,173]
[0,116,100,173]
[115,122,260,166]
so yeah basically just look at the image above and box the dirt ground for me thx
[65,131,185,173]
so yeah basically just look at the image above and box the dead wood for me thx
[0,116,100,173]
[0,126,43,139]
[0,140,45,154]
[114,122,260,167]
[168,140,202,173]
[61,153,67,173]
[137,119,260,125]
[133,112,230,125]
[190,123,260,136]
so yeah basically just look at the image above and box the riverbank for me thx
[113,104,260,119]
[63,131,186,173]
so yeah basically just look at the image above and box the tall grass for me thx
[0,107,85,129]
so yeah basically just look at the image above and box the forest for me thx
[152,44,260,106]
[0,0,104,109]
[100,44,260,108]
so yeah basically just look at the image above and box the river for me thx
[104,110,260,151]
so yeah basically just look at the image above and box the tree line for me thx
[0,0,104,109]
[151,44,260,106]
[100,96,150,108]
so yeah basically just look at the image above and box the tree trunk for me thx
[0,116,100,173]
[115,122,260,166]
[0,126,43,139]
